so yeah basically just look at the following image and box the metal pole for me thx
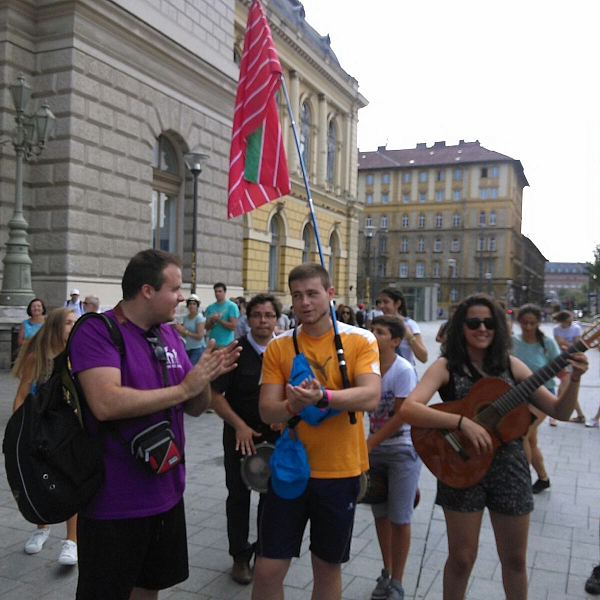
[190,171,199,294]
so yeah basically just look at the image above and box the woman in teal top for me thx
[173,294,206,365]
[512,304,561,494]
[17,298,47,348]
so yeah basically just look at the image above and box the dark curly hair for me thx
[442,294,511,376]
[379,287,408,317]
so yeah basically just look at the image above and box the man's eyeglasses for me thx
[464,317,495,331]
[145,334,167,361]
[249,313,277,320]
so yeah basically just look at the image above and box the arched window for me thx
[400,237,408,252]
[365,215,372,227]
[478,235,485,251]
[490,210,497,226]
[435,213,443,228]
[381,215,388,229]
[268,218,281,291]
[453,212,460,227]
[151,135,181,252]
[302,225,313,263]
[300,101,312,170]
[479,211,486,226]
[433,261,441,278]
[417,237,425,252]
[402,214,409,228]
[326,120,336,183]
[418,213,425,228]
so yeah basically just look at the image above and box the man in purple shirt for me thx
[70,249,240,600]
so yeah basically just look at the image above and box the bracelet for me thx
[570,377,580,383]
[457,415,464,431]
[285,399,300,416]
[408,337,417,346]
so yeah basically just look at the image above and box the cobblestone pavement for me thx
[0,320,598,599]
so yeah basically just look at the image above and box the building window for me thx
[490,187,498,199]
[326,120,336,183]
[435,190,444,202]
[416,261,425,278]
[452,238,460,252]
[419,171,427,183]
[481,167,488,178]
[365,215,372,227]
[403,172,411,184]
[454,169,462,181]
[399,262,408,278]
[419,191,426,203]
[302,225,313,263]
[378,259,386,278]
[381,215,388,229]
[433,261,441,278]
[490,210,497,226]
[366,194,373,204]
[268,218,281,291]
[400,237,408,252]
[479,188,488,200]
[489,236,496,251]
[453,190,461,201]
[453,212,460,227]
[435,213,443,228]
[402,214,409,228]
[437,170,445,182]
[382,193,389,204]
[418,213,425,228]
[300,101,312,170]
[382,173,390,184]
[151,135,181,252]
[434,238,442,252]
[491,166,499,178]
[328,232,338,286]
[366,174,374,185]
[402,193,410,203]
[450,288,458,302]
[417,237,425,252]
[479,211,486,226]
[478,235,485,252]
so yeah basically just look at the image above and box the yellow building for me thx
[357,140,533,319]
[234,0,367,307]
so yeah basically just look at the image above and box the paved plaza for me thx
[0,319,598,599]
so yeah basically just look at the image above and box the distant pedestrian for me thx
[205,283,239,347]
[83,295,100,314]
[173,294,206,365]
[234,296,250,339]
[336,303,357,326]
[356,303,367,328]
[17,298,46,347]
[64,289,84,318]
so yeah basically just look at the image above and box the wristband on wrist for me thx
[570,377,580,383]
[457,415,464,431]
[316,386,330,409]
[285,399,300,416]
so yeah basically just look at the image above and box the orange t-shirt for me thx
[261,323,380,478]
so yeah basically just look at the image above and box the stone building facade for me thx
[356,140,545,319]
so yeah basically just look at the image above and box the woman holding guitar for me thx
[399,294,589,600]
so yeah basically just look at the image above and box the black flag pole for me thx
[280,76,356,424]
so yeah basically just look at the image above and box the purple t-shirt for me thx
[70,310,192,519]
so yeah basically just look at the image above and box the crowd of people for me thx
[9,251,600,600]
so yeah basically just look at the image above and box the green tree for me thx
[586,244,600,315]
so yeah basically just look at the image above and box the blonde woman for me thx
[12,307,78,565]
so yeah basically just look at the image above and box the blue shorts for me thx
[256,477,360,564]
[369,444,422,525]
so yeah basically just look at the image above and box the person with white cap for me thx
[64,289,84,318]
[173,294,206,365]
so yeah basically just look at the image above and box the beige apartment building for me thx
[357,140,545,320]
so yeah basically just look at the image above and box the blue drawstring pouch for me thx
[289,353,341,426]
[270,426,310,499]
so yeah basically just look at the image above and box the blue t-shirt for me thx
[182,313,206,350]
[205,299,239,346]
[512,333,561,391]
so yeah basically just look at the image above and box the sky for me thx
[297,0,599,264]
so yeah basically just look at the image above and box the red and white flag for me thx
[227,0,290,219]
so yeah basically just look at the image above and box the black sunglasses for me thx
[145,333,167,362]
[341,311,351,315]
[464,317,496,331]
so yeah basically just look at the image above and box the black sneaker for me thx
[532,478,550,494]
[586,565,600,595]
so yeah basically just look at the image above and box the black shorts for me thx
[76,499,188,600]
[435,440,534,516]
[256,476,360,564]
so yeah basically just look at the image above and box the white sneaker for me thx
[585,418,599,428]
[58,540,78,566]
[24,527,50,554]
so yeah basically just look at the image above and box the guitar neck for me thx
[492,339,588,417]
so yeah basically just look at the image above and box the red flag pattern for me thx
[227,0,290,219]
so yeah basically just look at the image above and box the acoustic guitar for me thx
[411,321,600,488]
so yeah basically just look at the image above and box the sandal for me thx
[549,418,558,427]
[570,415,586,423]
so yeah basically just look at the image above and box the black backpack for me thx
[2,313,123,524]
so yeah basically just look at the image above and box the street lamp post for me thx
[364,225,375,309]
[183,152,209,295]
[0,74,55,305]
[447,258,456,308]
